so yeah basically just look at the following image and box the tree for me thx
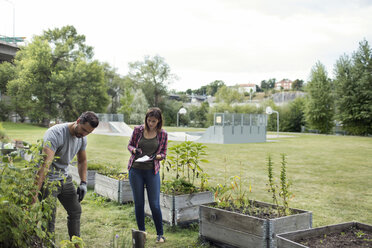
[0,62,15,121]
[128,55,176,107]
[162,99,183,126]
[215,85,245,105]
[334,39,372,135]
[292,79,304,91]
[119,76,135,122]
[102,63,127,113]
[260,78,276,91]
[194,102,209,127]
[7,37,56,124]
[305,62,334,133]
[0,62,15,95]
[286,97,306,132]
[206,80,225,96]
[129,89,148,124]
[193,85,207,96]
[7,26,108,126]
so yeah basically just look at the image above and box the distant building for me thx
[238,83,257,94]
[275,79,293,90]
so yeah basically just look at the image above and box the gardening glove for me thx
[77,181,87,202]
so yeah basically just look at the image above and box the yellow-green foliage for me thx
[0,122,9,142]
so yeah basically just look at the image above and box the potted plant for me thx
[144,141,214,226]
[199,154,313,248]
[94,164,133,204]
[277,221,372,248]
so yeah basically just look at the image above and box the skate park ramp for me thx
[91,113,269,143]
[92,122,200,141]
[93,122,133,136]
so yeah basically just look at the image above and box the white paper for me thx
[135,155,152,162]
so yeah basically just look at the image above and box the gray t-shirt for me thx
[43,123,87,181]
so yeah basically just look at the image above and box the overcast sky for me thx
[1,0,372,91]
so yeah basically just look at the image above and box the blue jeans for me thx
[129,168,163,235]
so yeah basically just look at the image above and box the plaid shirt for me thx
[127,125,168,175]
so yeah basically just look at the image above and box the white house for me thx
[238,83,257,94]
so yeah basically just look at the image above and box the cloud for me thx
[2,0,372,91]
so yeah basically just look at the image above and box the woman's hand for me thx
[132,149,136,154]
[156,154,161,160]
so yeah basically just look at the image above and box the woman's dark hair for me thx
[79,111,99,128]
[144,107,163,132]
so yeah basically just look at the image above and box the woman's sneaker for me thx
[156,235,166,243]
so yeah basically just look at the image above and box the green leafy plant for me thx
[60,235,85,248]
[214,154,294,218]
[214,166,254,215]
[0,122,9,142]
[0,140,57,247]
[87,162,107,171]
[96,164,128,180]
[267,154,280,210]
[355,230,366,238]
[266,154,293,216]
[161,141,210,195]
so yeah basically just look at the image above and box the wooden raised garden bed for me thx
[277,221,372,248]
[68,165,97,189]
[199,200,312,248]
[145,190,214,226]
[94,173,133,203]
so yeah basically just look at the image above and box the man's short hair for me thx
[79,111,99,128]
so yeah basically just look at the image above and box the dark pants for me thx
[129,168,163,235]
[39,176,82,239]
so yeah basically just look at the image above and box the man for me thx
[32,111,99,239]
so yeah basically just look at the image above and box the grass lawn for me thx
[2,122,372,247]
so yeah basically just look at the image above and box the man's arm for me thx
[77,150,87,183]
[32,146,55,203]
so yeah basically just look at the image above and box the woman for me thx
[127,107,168,243]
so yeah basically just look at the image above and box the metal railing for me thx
[96,113,124,122]
[214,113,267,126]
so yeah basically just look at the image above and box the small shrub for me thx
[0,140,57,247]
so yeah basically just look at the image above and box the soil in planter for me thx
[299,226,372,248]
[217,202,293,219]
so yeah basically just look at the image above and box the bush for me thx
[0,141,56,247]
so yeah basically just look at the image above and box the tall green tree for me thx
[292,79,304,91]
[286,97,306,132]
[305,62,334,133]
[7,37,56,124]
[206,80,225,96]
[0,62,15,121]
[119,76,135,122]
[260,78,276,90]
[0,62,15,95]
[334,39,372,135]
[189,102,209,127]
[215,85,245,105]
[129,89,148,124]
[162,99,183,126]
[7,26,108,126]
[102,63,128,114]
[128,55,176,107]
